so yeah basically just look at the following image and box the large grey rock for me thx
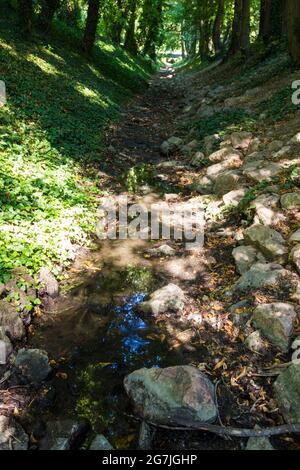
[14,348,52,385]
[206,154,243,181]
[213,171,241,196]
[0,326,13,365]
[191,151,205,167]
[192,175,214,194]
[0,299,25,341]
[281,192,300,209]
[39,419,91,450]
[0,416,29,450]
[139,284,185,316]
[208,146,242,163]
[234,262,287,291]
[124,366,217,426]
[39,267,59,299]
[232,246,264,275]
[231,131,253,150]
[244,225,287,262]
[223,189,247,207]
[90,435,113,450]
[203,134,220,154]
[243,160,282,182]
[252,193,284,226]
[273,362,300,424]
[290,244,300,273]
[252,303,297,352]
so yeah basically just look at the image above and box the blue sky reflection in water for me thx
[108,293,161,369]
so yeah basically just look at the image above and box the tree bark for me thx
[240,0,250,54]
[82,0,101,56]
[228,0,243,56]
[287,0,300,63]
[124,0,138,55]
[212,0,225,54]
[39,0,61,33]
[19,0,33,37]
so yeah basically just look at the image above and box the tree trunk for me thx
[19,0,33,37]
[212,0,225,54]
[39,0,61,33]
[287,0,300,63]
[82,0,101,56]
[124,0,138,55]
[240,0,250,54]
[228,0,243,56]
[259,0,272,44]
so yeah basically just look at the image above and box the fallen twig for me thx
[143,420,300,438]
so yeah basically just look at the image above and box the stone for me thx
[190,151,205,167]
[208,146,242,163]
[203,134,220,154]
[160,137,183,155]
[0,416,29,450]
[289,132,300,144]
[252,193,284,226]
[14,348,52,385]
[39,419,91,450]
[0,299,25,341]
[234,262,287,291]
[245,331,266,353]
[243,160,282,182]
[229,300,252,326]
[139,284,185,316]
[246,434,274,450]
[0,326,13,365]
[39,267,59,299]
[148,245,176,257]
[268,140,284,153]
[213,171,241,196]
[273,362,300,424]
[244,224,287,262]
[290,244,300,273]
[232,246,262,275]
[124,366,217,426]
[90,435,113,450]
[289,229,300,243]
[231,131,253,150]
[252,303,297,352]
[206,154,243,182]
[281,192,300,209]
[223,189,247,207]
[272,146,291,160]
[192,176,213,194]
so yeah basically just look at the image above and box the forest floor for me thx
[1,35,300,450]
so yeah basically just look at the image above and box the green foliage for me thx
[0,12,151,283]
[192,108,257,142]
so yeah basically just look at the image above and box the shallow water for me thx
[30,236,181,448]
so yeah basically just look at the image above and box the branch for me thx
[144,420,300,438]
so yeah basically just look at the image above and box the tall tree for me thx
[82,0,101,55]
[228,0,243,55]
[140,0,164,60]
[124,0,138,55]
[259,0,285,45]
[240,0,250,53]
[39,0,61,32]
[19,0,33,36]
[212,0,225,54]
[287,0,300,63]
